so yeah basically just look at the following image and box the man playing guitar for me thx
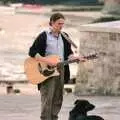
[28,13,84,120]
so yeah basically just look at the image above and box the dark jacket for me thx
[29,31,73,90]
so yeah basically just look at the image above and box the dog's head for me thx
[70,99,95,117]
[74,99,95,112]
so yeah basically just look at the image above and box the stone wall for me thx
[75,21,120,96]
[103,0,120,14]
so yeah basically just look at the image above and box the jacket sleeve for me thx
[29,32,46,57]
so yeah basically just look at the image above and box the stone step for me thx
[64,84,75,93]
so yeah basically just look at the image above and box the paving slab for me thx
[0,94,120,120]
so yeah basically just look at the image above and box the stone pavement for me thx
[0,94,120,120]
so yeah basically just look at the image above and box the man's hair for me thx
[49,13,65,26]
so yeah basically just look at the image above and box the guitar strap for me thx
[61,32,78,49]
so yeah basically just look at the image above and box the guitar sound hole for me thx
[47,65,54,70]
[42,69,55,77]
[38,63,55,77]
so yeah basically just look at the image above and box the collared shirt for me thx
[45,29,64,61]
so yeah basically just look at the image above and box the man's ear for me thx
[50,21,54,26]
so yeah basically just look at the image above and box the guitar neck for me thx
[59,54,97,66]
[61,59,79,66]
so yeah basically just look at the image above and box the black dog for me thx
[69,99,104,120]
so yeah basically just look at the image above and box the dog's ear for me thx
[74,99,80,105]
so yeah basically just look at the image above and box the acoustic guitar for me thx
[24,54,98,85]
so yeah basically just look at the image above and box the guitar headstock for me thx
[84,53,98,60]
[83,52,106,60]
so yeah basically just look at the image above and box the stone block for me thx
[75,21,120,96]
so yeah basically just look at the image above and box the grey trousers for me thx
[40,66,64,120]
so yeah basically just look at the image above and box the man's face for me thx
[51,18,65,32]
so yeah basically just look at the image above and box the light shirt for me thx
[45,29,64,61]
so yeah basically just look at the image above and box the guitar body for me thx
[24,55,60,84]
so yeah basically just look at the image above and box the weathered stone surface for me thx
[103,0,120,15]
[75,21,120,96]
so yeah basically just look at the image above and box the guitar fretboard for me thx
[59,53,98,66]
